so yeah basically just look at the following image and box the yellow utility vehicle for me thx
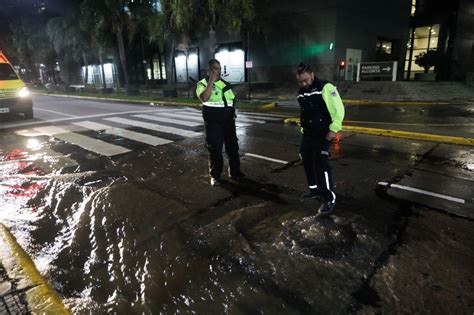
[0,51,33,119]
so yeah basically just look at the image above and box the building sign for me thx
[357,61,398,81]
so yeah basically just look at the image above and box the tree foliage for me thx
[1,0,261,86]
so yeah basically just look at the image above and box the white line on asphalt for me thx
[239,114,283,121]
[378,181,466,204]
[155,112,204,122]
[239,112,290,118]
[34,108,78,117]
[133,114,202,127]
[176,110,266,124]
[0,109,163,129]
[104,117,203,138]
[73,121,173,146]
[155,112,252,127]
[33,126,130,156]
[244,153,288,164]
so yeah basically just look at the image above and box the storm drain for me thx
[0,265,29,314]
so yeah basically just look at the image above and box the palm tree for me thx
[160,0,196,93]
[81,0,133,93]
[197,0,256,56]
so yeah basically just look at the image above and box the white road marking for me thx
[239,112,290,118]
[104,117,203,137]
[244,153,288,165]
[33,126,130,156]
[34,108,78,117]
[239,114,282,121]
[156,112,251,127]
[175,110,266,124]
[73,121,172,146]
[378,181,466,204]
[0,109,163,129]
[234,117,266,124]
[156,112,204,122]
[133,114,202,127]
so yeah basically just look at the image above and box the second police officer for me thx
[296,63,345,214]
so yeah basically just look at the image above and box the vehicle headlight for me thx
[18,87,30,98]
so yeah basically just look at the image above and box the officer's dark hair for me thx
[208,59,220,69]
[297,63,312,75]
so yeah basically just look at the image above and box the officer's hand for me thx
[326,131,337,141]
[209,70,219,82]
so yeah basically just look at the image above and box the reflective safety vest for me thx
[196,78,235,107]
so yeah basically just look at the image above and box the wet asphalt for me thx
[0,95,473,313]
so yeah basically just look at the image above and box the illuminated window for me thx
[376,40,392,54]
[405,24,440,78]
[411,0,416,16]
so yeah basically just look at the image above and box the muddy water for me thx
[3,131,472,314]
[0,132,398,314]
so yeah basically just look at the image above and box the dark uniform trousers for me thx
[300,135,336,203]
[204,117,240,179]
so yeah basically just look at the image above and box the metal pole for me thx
[356,63,361,82]
[392,61,398,81]
[140,34,149,96]
[185,51,189,98]
[247,30,251,100]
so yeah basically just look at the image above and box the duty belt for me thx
[202,101,234,107]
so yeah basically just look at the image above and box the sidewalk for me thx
[247,80,474,106]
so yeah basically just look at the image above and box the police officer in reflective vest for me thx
[296,63,345,214]
[196,59,246,186]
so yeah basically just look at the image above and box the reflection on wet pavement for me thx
[1,121,473,313]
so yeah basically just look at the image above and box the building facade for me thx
[177,0,472,85]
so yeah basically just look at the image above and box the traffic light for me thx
[339,60,346,70]
[328,42,334,50]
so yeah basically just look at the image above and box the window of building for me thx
[376,40,392,54]
[411,0,417,16]
[405,24,440,79]
[151,56,166,80]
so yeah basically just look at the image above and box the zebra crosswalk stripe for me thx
[34,126,130,156]
[73,121,173,146]
[103,117,203,138]
[174,110,266,124]
[238,111,290,118]
[237,114,283,121]
[154,112,251,127]
[133,114,202,127]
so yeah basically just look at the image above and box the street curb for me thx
[283,117,474,146]
[342,99,451,106]
[343,125,474,146]
[0,223,70,314]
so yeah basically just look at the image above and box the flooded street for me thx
[1,98,473,313]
